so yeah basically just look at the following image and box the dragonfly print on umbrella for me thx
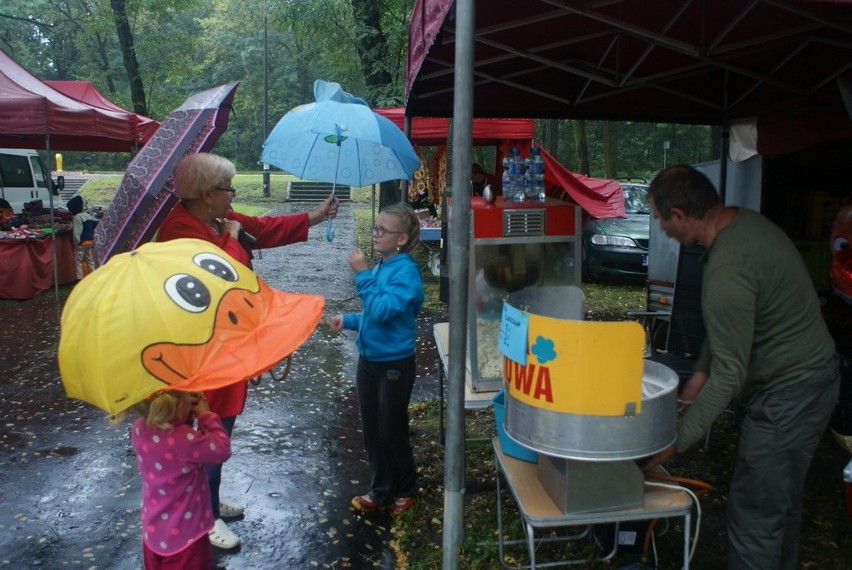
[261,80,420,241]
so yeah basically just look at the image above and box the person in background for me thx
[157,152,339,550]
[66,195,98,279]
[641,165,839,570]
[129,390,230,570]
[326,204,424,514]
[471,163,499,197]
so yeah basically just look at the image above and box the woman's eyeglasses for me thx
[215,186,237,195]
[371,225,404,237]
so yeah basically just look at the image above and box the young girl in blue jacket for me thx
[326,204,424,513]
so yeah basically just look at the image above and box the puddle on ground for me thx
[0,202,440,569]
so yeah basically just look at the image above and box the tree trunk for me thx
[543,118,559,155]
[110,0,148,116]
[711,125,722,161]
[602,121,617,178]
[350,0,392,95]
[379,181,401,210]
[573,120,590,175]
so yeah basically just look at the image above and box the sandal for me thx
[219,499,245,519]
[208,518,240,550]
[351,494,379,511]
[392,497,413,513]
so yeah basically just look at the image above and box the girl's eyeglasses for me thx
[215,186,237,195]
[371,225,403,237]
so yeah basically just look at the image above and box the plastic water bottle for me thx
[501,166,512,198]
[509,147,525,200]
[528,147,546,200]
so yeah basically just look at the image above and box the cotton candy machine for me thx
[499,286,679,514]
[467,196,581,392]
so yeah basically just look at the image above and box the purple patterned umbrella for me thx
[94,83,239,265]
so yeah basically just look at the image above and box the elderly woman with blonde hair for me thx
[157,152,338,550]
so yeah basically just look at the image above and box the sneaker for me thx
[392,497,413,513]
[219,499,245,519]
[208,518,240,550]
[351,494,379,511]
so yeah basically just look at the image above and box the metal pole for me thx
[45,138,60,303]
[401,115,412,203]
[442,0,474,567]
[262,1,270,197]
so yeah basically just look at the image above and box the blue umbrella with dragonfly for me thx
[261,80,420,241]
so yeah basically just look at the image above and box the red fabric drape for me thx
[538,147,625,219]
[0,232,75,299]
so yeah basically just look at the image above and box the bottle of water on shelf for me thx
[501,165,512,199]
[528,147,546,200]
[509,147,525,200]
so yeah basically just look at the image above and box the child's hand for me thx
[347,248,368,272]
[190,393,210,415]
[325,314,343,332]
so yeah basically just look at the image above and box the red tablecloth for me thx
[0,232,76,299]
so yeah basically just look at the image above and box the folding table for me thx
[493,438,693,569]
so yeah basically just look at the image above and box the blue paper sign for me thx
[499,302,528,365]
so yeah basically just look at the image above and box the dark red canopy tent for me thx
[45,80,160,147]
[405,0,852,158]
[0,49,141,152]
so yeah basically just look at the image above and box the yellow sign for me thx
[503,315,645,416]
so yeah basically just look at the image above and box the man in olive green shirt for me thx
[642,165,838,570]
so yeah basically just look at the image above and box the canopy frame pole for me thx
[45,135,60,303]
[442,0,474,567]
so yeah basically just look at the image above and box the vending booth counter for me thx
[0,231,75,299]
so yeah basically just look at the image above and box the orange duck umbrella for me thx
[58,238,324,415]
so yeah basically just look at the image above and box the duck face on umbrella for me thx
[58,238,324,415]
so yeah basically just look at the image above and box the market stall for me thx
[0,229,75,299]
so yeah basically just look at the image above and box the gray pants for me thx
[727,355,839,570]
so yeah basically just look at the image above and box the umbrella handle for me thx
[326,217,335,242]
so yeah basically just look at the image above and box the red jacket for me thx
[157,202,310,416]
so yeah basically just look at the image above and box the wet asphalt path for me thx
[0,200,439,569]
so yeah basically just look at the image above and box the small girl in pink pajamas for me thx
[130,390,231,569]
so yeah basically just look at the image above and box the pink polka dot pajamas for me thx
[131,411,231,561]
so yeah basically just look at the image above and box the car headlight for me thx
[590,234,640,248]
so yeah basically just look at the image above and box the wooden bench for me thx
[287,181,350,202]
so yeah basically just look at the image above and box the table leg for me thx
[439,359,445,446]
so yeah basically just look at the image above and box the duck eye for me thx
[193,253,238,282]
[832,236,850,254]
[164,274,211,313]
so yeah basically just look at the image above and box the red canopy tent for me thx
[405,0,852,155]
[45,80,159,147]
[375,106,534,145]
[375,107,624,218]
[0,49,141,152]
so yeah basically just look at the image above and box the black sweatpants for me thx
[355,355,417,505]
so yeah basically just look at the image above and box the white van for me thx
[0,149,64,213]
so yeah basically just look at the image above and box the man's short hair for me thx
[649,165,720,220]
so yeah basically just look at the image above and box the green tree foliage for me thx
[538,119,715,180]
[2,0,717,179]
